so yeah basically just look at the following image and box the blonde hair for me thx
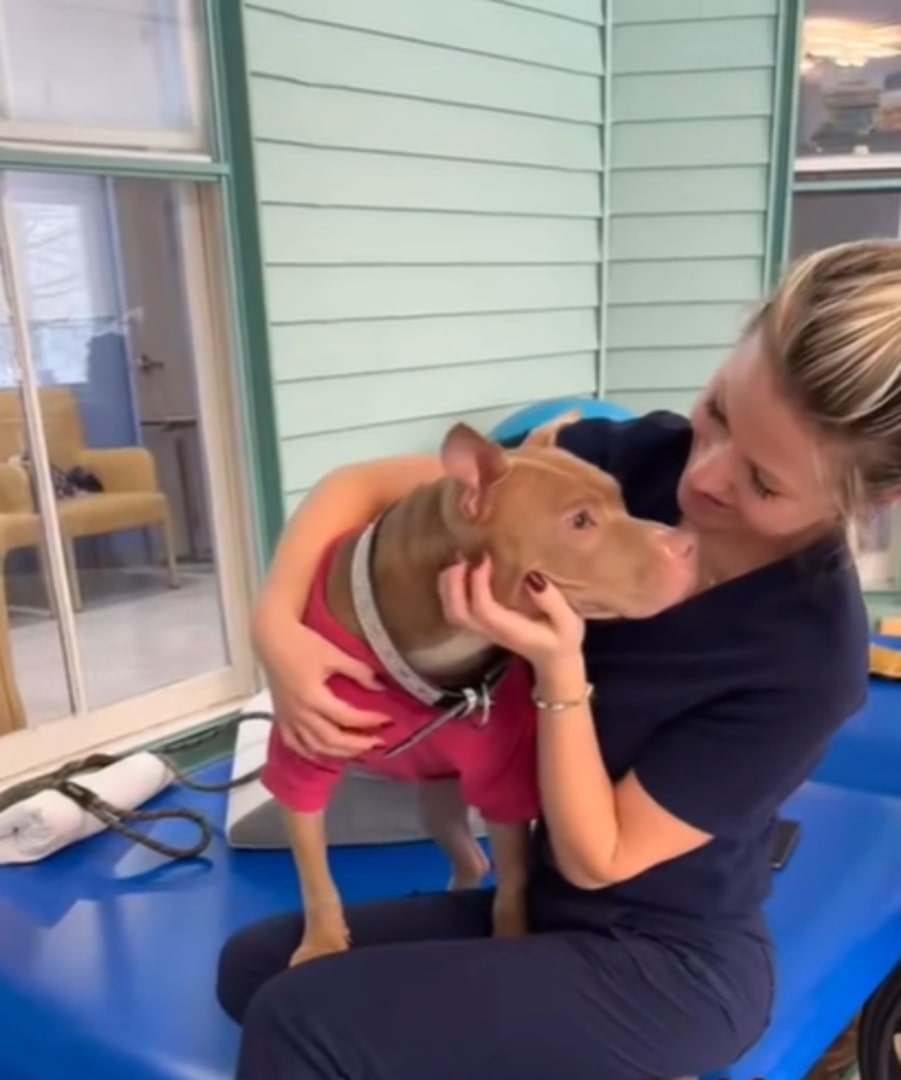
[749,240,901,514]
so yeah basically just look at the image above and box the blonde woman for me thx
[218,242,896,1080]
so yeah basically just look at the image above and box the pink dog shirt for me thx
[262,539,540,825]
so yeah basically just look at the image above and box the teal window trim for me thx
[212,0,285,566]
[0,148,228,179]
[764,0,805,289]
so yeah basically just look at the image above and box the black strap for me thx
[0,711,275,862]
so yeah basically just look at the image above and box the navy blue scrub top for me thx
[519,413,870,939]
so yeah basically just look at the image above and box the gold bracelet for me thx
[531,683,595,712]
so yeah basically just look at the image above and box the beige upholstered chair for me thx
[0,386,179,732]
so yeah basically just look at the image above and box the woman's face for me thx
[677,332,840,542]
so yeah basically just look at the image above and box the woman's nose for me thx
[689,442,734,499]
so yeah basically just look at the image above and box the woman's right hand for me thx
[257,618,391,759]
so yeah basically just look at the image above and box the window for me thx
[0,3,260,783]
[798,1,901,172]
[0,0,210,155]
[790,2,901,592]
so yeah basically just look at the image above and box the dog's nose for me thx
[658,527,696,562]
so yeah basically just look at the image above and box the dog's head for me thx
[439,416,697,620]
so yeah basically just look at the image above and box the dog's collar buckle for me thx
[382,677,497,759]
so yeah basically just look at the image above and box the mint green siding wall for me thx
[604,0,779,417]
[241,0,606,514]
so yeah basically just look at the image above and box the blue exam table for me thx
[1,709,901,1080]
[2,396,900,1080]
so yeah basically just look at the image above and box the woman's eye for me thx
[750,469,777,500]
[706,398,726,425]
[571,510,593,530]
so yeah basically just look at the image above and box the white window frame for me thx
[0,181,261,784]
[796,153,901,174]
[0,0,212,160]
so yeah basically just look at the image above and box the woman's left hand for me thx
[438,556,585,669]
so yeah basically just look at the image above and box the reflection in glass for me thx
[798,2,901,159]
[791,190,901,257]
[0,223,74,730]
[2,171,229,724]
[0,0,208,153]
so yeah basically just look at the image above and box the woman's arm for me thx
[253,454,444,648]
[533,658,710,890]
[438,558,711,890]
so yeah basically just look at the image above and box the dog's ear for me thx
[440,423,508,519]
[523,409,582,449]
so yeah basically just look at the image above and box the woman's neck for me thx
[694,522,842,588]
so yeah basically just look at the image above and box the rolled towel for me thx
[0,752,174,865]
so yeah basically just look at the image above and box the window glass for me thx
[798,0,901,162]
[0,0,209,154]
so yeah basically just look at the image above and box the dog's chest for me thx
[405,631,490,679]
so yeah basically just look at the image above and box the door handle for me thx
[137,352,165,374]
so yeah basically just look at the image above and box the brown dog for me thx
[262,417,697,965]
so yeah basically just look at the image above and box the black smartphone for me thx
[770,818,801,871]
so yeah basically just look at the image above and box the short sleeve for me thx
[555,417,621,472]
[633,683,867,839]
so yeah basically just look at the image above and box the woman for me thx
[218,241,899,1080]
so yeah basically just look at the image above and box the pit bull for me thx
[262,416,697,966]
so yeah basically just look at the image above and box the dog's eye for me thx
[571,510,593,530]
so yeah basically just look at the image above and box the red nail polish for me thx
[526,571,547,592]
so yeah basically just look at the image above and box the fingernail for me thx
[526,571,547,592]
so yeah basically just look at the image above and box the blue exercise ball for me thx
[490,397,633,446]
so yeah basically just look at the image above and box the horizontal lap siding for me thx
[243,0,605,512]
[604,0,778,418]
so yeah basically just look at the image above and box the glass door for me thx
[0,170,256,746]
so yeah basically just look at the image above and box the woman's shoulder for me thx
[556,410,692,524]
[555,410,690,469]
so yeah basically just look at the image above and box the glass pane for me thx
[791,189,901,258]
[0,226,74,729]
[798,1,901,161]
[0,0,209,153]
[5,170,230,720]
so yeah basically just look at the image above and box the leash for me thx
[0,710,275,861]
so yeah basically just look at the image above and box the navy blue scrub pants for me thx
[217,888,773,1080]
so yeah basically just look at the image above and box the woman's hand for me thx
[254,616,390,759]
[437,556,585,671]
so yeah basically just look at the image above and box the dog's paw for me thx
[288,927,351,967]
[492,891,529,939]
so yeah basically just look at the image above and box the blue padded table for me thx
[814,644,901,798]
[0,760,454,1080]
[711,780,901,1080]
[2,764,901,1080]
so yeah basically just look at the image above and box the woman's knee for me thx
[236,967,347,1080]
[216,913,302,1023]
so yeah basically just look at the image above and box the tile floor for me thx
[7,564,228,726]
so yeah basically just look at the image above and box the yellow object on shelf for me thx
[870,643,901,679]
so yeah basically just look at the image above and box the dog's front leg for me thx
[282,806,350,966]
[486,822,531,939]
